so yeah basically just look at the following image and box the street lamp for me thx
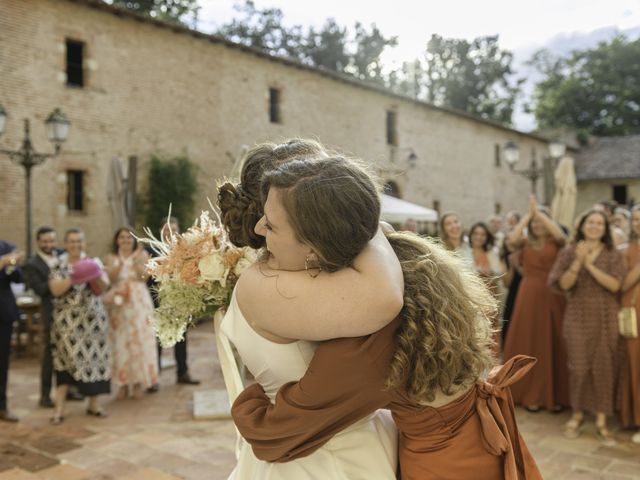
[503,140,566,203]
[0,105,70,257]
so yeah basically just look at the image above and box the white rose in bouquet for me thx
[199,254,229,286]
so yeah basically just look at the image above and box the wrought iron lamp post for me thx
[503,140,566,203]
[0,105,70,256]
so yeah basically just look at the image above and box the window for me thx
[495,202,502,214]
[386,110,398,146]
[613,185,628,205]
[432,200,440,213]
[67,170,84,211]
[269,88,281,123]
[66,39,85,87]
[494,144,501,167]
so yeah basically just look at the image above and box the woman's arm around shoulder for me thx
[236,228,404,341]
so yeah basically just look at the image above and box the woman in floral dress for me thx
[104,227,158,399]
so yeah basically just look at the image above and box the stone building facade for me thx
[1,0,554,254]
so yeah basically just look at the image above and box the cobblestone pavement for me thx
[2,323,639,479]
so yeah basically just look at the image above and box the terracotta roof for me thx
[574,135,640,181]
[66,0,554,144]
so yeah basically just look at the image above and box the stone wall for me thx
[1,0,550,254]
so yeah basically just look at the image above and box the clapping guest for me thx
[49,229,111,424]
[23,227,61,408]
[619,205,640,443]
[104,227,159,400]
[549,210,625,445]
[502,195,570,412]
[0,241,24,423]
[439,212,473,266]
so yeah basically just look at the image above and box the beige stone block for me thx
[121,468,181,480]
[35,464,91,480]
[0,468,41,480]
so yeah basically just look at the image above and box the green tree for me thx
[422,34,521,125]
[304,19,350,72]
[349,23,398,85]
[216,1,304,59]
[110,0,200,26]
[530,36,640,136]
[142,154,198,234]
[215,2,397,84]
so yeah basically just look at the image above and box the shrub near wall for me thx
[142,153,199,234]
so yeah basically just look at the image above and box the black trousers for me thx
[0,320,13,411]
[40,317,53,400]
[157,337,188,378]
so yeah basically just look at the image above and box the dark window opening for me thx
[613,185,628,205]
[269,88,281,123]
[67,170,85,211]
[432,200,441,213]
[383,181,400,198]
[386,110,397,146]
[495,202,502,214]
[66,39,85,87]
[494,144,501,167]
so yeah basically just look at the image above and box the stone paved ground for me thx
[2,323,639,479]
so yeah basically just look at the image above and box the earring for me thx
[304,254,322,278]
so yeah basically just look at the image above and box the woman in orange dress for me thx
[502,196,570,411]
[620,204,640,443]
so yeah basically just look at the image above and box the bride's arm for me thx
[236,228,403,341]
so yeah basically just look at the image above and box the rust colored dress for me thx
[232,317,542,480]
[619,241,640,427]
[548,244,625,416]
[502,239,570,409]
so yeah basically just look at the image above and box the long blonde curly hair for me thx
[385,231,497,403]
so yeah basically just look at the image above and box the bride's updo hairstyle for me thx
[261,156,381,272]
[218,139,326,249]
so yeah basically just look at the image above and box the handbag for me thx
[618,286,638,339]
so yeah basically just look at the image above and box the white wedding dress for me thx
[221,289,398,480]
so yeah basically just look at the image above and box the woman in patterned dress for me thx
[548,209,625,445]
[104,227,158,400]
[620,204,640,443]
[49,228,111,424]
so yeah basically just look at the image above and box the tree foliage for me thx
[215,1,396,85]
[419,35,520,124]
[142,154,198,234]
[530,36,640,136]
[110,0,200,26]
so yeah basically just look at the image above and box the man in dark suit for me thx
[23,226,59,408]
[146,217,200,392]
[0,240,25,422]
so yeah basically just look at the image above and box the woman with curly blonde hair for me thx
[221,139,541,479]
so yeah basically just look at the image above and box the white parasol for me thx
[551,156,577,230]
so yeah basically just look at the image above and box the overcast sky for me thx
[196,0,640,130]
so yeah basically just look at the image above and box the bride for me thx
[217,141,403,479]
